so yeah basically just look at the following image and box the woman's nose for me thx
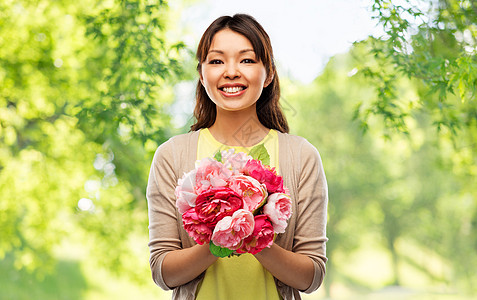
[223,63,240,79]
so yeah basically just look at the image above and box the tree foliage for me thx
[354,4,477,291]
[355,0,477,138]
[0,0,186,279]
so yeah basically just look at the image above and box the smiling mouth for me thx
[220,86,247,94]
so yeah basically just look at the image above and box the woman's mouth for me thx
[219,86,247,96]
[222,86,244,93]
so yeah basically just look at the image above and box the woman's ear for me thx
[198,64,204,86]
[199,71,204,86]
[264,73,274,88]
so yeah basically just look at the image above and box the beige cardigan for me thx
[147,130,328,300]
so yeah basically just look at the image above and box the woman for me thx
[147,14,328,300]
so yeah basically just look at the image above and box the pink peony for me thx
[237,215,274,255]
[242,160,285,193]
[195,157,232,194]
[211,209,255,250]
[263,193,292,233]
[175,169,198,214]
[182,208,213,245]
[195,187,243,226]
[228,174,268,212]
[221,149,251,174]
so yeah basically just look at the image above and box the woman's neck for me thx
[208,107,270,147]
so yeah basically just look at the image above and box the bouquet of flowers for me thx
[175,144,292,257]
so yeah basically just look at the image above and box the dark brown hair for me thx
[190,14,289,133]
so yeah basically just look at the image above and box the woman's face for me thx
[200,28,270,113]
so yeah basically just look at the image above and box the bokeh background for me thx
[1,0,476,299]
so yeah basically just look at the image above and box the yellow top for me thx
[195,128,281,300]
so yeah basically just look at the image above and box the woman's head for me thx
[190,14,289,133]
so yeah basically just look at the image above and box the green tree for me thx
[356,0,477,137]
[353,1,477,292]
[0,0,187,281]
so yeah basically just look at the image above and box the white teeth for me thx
[222,86,244,93]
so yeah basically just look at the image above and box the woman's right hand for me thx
[162,243,218,288]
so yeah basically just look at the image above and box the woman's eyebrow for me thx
[208,49,255,54]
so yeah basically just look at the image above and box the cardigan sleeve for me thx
[293,138,328,293]
[146,138,182,290]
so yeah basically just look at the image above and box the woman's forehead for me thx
[208,29,254,52]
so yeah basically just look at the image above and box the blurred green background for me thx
[1,0,476,299]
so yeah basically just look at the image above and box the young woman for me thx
[147,14,328,300]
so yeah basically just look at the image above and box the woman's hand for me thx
[162,243,218,288]
[254,243,314,291]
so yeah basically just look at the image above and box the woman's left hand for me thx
[254,243,314,291]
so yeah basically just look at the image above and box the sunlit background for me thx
[1,0,476,299]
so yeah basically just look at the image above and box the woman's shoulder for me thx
[276,131,320,155]
[153,130,200,159]
[166,130,200,144]
[276,131,325,176]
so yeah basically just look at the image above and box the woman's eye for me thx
[242,59,256,64]
[209,59,223,64]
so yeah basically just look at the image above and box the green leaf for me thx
[214,150,222,162]
[248,144,270,166]
[209,241,234,258]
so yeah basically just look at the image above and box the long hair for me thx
[190,14,289,133]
